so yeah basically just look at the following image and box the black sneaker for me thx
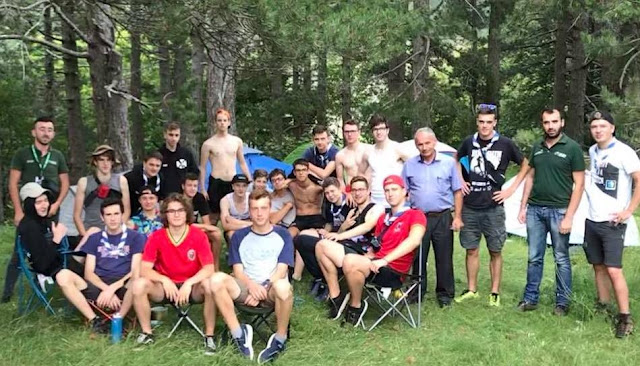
[204,335,217,355]
[517,301,538,312]
[309,279,322,296]
[328,292,350,320]
[553,305,569,316]
[314,282,329,302]
[341,300,368,327]
[615,313,634,338]
[136,332,155,345]
[89,317,108,334]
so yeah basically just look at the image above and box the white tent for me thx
[503,174,639,246]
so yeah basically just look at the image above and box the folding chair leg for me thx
[168,304,204,338]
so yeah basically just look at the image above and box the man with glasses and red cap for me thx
[455,104,529,307]
[340,175,426,327]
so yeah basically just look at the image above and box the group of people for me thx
[2,104,638,363]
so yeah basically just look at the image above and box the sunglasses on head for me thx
[476,103,497,113]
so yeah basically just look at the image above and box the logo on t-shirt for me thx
[187,249,196,261]
[176,159,188,169]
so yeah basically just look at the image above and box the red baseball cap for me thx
[383,175,405,189]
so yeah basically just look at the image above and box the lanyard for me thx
[31,145,51,177]
[593,140,616,170]
[143,170,161,192]
[101,224,128,256]
[330,196,346,219]
[472,132,499,158]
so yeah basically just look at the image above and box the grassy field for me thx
[1,224,640,366]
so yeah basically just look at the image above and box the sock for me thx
[274,333,287,344]
[231,327,243,339]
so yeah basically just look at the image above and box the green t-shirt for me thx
[528,134,585,207]
[11,145,69,193]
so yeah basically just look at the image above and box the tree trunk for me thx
[130,26,144,161]
[185,30,205,155]
[340,54,352,122]
[86,3,133,171]
[158,39,172,121]
[485,0,503,105]
[553,2,570,111]
[317,50,328,126]
[566,12,587,143]
[388,53,406,140]
[61,0,86,183]
[411,0,431,133]
[269,66,283,134]
[206,46,236,134]
[43,6,55,116]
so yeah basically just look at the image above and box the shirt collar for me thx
[418,151,440,164]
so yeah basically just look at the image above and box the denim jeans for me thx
[522,205,572,307]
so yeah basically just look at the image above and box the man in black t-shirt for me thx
[455,104,530,307]
[158,122,199,194]
[182,173,223,269]
[124,151,165,214]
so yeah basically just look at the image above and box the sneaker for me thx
[135,332,155,345]
[328,292,350,320]
[203,335,217,355]
[233,324,254,360]
[342,300,368,327]
[314,283,329,302]
[309,279,322,296]
[553,305,569,316]
[454,289,479,303]
[489,293,501,307]
[516,301,537,312]
[595,301,615,318]
[89,317,108,334]
[257,334,287,364]
[615,313,634,338]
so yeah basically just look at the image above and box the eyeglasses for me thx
[165,208,186,215]
[372,127,388,132]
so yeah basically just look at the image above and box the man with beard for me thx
[517,108,585,316]
[3,116,70,302]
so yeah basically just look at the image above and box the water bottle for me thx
[111,313,123,344]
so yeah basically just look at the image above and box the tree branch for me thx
[0,35,89,58]
[48,1,90,44]
[105,82,151,108]
[0,1,49,11]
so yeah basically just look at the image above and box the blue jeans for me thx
[522,205,572,307]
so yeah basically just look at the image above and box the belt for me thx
[424,209,451,217]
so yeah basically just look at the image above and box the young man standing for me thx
[455,105,529,306]
[335,120,371,191]
[125,151,165,214]
[132,193,216,353]
[583,111,640,337]
[301,125,339,180]
[518,108,585,316]
[340,175,426,326]
[82,198,145,317]
[4,116,70,302]
[158,122,199,195]
[74,145,131,238]
[210,189,294,362]
[220,174,252,241]
[182,173,223,269]
[365,115,408,205]
[128,186,163,237]
[269,169,296,228]
[199,108,252,223]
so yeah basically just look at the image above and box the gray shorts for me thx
[233,278,275,308]
[459,205,507,252]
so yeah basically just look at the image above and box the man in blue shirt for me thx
[209,189,294,363]
[302,125,339,180]
[402,127,464,307]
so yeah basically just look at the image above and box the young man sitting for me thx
[249,169,271,193]
[210,189,294,363]
[269,168,296,229]
[132,193,216,354]
[82,198,145,318]
[182,173,223,269]
[315,176,384,318]
[220,174,252,241]
[341,175,426,327]
[127,185,163,237]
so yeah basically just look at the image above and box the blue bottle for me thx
[111,313,123,344]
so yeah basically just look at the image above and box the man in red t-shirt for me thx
[131,193,216,354]
[341,175,426,327]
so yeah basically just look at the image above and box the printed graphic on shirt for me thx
[469,149,503,193]
[592,160,619,199]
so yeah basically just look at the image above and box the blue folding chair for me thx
[16,235,71,315]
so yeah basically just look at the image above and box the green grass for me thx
[1,225,640,366]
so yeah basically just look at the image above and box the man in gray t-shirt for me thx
[269,169,296,228]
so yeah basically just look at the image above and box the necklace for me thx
[168,226,188,245]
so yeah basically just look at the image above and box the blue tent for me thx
[204,146,292,190]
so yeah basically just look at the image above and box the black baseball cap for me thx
[589,111,614,125]
[231,174,249,184]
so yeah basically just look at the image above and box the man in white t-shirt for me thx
[584,111,640,338]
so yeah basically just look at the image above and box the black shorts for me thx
[82,277,128,301]
[366,267,403,288]
[292,215,325,231]
[584,219,626,268]
[340,239,368,255]
[208,177,233,214]
[50,257,84,278]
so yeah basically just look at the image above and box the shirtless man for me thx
[335,120,370,192]
[288,159,325,279]
[365,115,408,205]
[199,108,252,223]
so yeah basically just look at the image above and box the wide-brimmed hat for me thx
[91,144,120,164]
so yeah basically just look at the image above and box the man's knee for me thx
[210,272,230,293]
[488,250,501,259]
[343,254,366,274]
[272,279,292,301]
[55,270,72,287]
[132,277,151,297]
[467,248,480,258]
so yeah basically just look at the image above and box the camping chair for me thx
[361,246,423,331]
[15,236,72,315]
[163,302,205,338]
[226,303,291,345]
[87,300,137,335]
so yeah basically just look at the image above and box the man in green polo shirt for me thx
[3,116,70,302]
[517,108,585,316]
